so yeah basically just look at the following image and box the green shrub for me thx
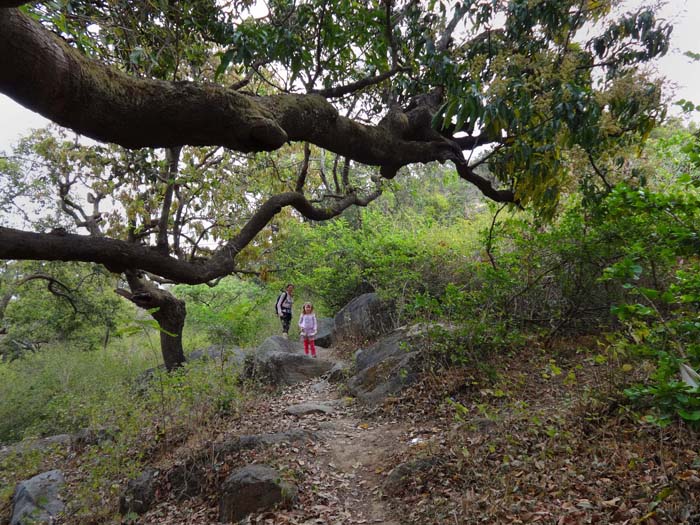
[175,277,278,347]
[0,334,246,519]
[0,340,156,444]
[0,262,130,359]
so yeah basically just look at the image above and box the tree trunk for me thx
[152,293,187,371]
[118,270,186,371]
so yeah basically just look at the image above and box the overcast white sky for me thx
[1,0,699,152]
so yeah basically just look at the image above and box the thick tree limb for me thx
[0,9,288,152]
[0,8,505,197]
[0,190,380,283]
[454,162,515,203]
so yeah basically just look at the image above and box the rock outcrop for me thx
[347,326,424,405]
[219,464,297,523]
[332,293,394,343]
[10,470,65,525]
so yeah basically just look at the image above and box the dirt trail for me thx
[248,344,408,525]
[269,372,406,524]
[139,345,409,524]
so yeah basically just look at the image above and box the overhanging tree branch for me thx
[19,273,79,313]
[0,189,381,284]
[0,8,516,201]
[454,162,515,203]
[310,66,411,98]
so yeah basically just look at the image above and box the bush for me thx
[0,335,246,520]
[174,277,278,347]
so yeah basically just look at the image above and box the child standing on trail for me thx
[298,302,318,357]
[276,284,294,338]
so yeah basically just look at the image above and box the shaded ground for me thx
[9,338,700,524]
[137,344,408,524]
[102,340,700,524]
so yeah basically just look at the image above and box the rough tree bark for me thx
[0,8,511,201]
[117,271,186,371]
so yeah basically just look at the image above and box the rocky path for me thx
[255,369,406,525]
[137,344,410,524]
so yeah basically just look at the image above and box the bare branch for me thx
[156,147,181,254]
[437,3,469,52]
[0,188,382,283]
[295,142,312,192]
[19,272,78,313]
[384,0,399,68]
[587,152,613,191]
[311,66,411,98]
[454,161,515,203]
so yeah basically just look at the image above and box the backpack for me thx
[275,292,287,314]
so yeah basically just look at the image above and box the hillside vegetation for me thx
[1,123,700,523]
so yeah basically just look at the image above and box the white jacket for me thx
[298,313,317,336]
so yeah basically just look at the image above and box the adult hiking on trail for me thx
[275,284,294,338]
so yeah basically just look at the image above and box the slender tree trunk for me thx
[117,270,186,371]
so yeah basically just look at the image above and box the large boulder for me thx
[119,467,159,516]
[188,344,248,367]
[11,470,65,525]
[314,317,335,348]
[246,351,334,386]
[347,327,423,405]
[219,464,297,523]
[332,293,394,343]
[245,335,333,385]
[256,335,304,357]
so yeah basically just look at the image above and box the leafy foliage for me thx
[174,277,276,347]
[600,180,700,425]
[0,261,130,359]
[0,338,245,520]
[270,168,487,314]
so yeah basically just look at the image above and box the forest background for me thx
[1,0,700,523]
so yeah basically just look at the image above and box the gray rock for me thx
[246,351,334,386]
[347,327,423,405]
[327,360,351,383]
[165,430,313,500]
[1,435,71,461]
[219,465,297,523]
[311,379,330,393]
[222,429,313,454]
[256,336,303,357]
[354,329,409,371]
[332,293,394,343]
[285,403,335,416]
[11,470,65,525]
[71,427,117,448]
[119,467,159,516]
[188,345,248,366]
[315,317,335,348]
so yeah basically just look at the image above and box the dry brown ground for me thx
[131,338,700,524]
[15,338,700,525]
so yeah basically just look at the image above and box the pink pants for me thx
[303,337,316,357]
